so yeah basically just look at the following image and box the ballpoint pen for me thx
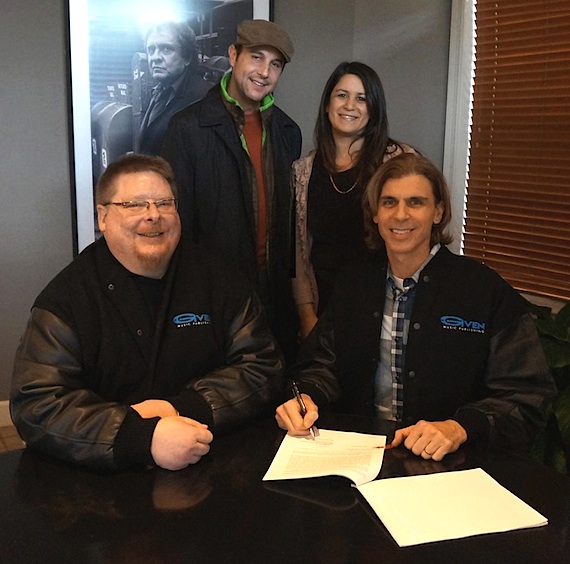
[291,381,316,439]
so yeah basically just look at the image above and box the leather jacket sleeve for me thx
[172,294,284,433]
[287,307,341,408]
[291,308,555,451]
[453,313,556,449]
[11,293,284,467]
[10,308,137,469]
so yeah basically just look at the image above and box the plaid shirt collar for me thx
[386,244,441,289]
[383,244,441,420]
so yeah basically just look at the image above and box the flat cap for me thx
[235,19,294,63]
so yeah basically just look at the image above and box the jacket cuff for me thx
[452,407,490,444]
[166,389,214,429]
[114,409,159,468]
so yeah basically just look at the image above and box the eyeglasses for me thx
[102,198,178,215]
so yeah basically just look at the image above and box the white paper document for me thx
[356,467,548,547]
[262,429,387,486]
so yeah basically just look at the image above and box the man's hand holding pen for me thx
[275,392,464,459]
[275,383,319,439]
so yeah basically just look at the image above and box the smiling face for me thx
[373,174,444,277]
[227,45,284,113]
[97,171,181,279]
[326,73,370,140]
[146,28,187,86]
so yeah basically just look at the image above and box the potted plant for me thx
[527,300,570,475]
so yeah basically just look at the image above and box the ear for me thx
[433,203,444,225]
[228,44,238,68]
[96,204,108,234]
[372,206,380,224]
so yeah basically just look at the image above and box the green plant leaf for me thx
[553,385,570,457]
[543,446,568,476]
[537,413,568,475]
[542,339,570,369]
[535,317,569,341]
[527,297,570,475]
[555,302,570,330]
[525,300,552,321]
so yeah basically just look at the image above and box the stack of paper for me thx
[263,431,548,547]
[356,468,548,546]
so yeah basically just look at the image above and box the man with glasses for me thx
[11,154,283,471]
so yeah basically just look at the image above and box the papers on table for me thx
[264,432,548,547]
[356,468,548,547]
[262,429,387,486]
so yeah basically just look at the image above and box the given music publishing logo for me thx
[173,312,211,328]
[440,315,486,334]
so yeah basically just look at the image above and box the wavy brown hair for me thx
[363,153,453,250]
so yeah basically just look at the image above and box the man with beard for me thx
[11,154,283,471]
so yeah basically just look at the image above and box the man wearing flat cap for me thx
[161,20,301,364]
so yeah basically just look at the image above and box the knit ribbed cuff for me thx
[113,409,159,469]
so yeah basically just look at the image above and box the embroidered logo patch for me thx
[440,315,486,333]
[173,313,211,327]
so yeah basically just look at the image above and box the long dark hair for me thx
[315,61,390,187]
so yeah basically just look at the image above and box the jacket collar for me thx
[93,237,186,362]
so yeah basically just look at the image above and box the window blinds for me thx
[465,0,570,299]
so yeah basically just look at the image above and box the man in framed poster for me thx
[137,21,213,155]
[69,0,272,252]
[161,19,302,364]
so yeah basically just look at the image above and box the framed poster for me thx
[68,0,272,253]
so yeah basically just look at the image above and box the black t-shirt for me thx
[132,274,167,328]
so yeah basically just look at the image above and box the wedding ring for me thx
[423,448,434,456]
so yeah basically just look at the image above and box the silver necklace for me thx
[329,173,357,194]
